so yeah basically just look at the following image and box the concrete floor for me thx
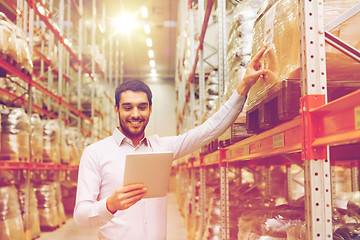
[37,193,188,240]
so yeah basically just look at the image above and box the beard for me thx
[118,116,148,139]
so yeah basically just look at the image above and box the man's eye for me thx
[123,106,132,111]
[138,106,147,111]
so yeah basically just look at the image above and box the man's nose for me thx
[131,108,140,118]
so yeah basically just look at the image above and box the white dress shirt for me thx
[74,92,246,240]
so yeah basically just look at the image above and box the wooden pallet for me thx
[246,79,360,134]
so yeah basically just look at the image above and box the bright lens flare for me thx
[113,14,136,34]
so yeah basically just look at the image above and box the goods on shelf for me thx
[34,181,60,231]
[0,185,25,240]
[225,0,263,102]
[42,119,60,163]
[60,127,70,165]
[33,31,59,65]
[244,0,360,132]
[203,70,219,121]
[31,114,44,162]
[54,182,66,225]
[0,108,30,161]
[69,80,105,118]
[0,12,33,75]
[65,127,82,165]
[225,0,265,142]
[83,45,106,74]
[61,180,77,213]
[18,182,41,239]
[0,77,27,107]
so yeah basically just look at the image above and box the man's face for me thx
[115,90,152,141]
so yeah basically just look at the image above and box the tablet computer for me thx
[123,152,174,198]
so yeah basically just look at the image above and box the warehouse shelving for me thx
[0,0,117,238]
[175,0,360,239]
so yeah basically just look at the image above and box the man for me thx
[74,46,268,239]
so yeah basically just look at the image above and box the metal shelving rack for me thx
[0,0,117,238]
[175,0,360,239]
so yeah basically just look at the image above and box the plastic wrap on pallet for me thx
[0,185,25,240]
[0,12,33,74]
[53,182,66,225]
[0,77,27,106]
[34,181,60,231]
[225,0,264,103]
[42,119,60,163]
[203,70,219,122]
[0,108,30,161]
[69,80,105,117]
[61,181,77,213]
[18,183,41,239]
[65,127,82,165]
[0,13,13,56]
[237,205,305,239]
[60,123,70,165]
[246,0,360,110]
[31,114,43,162]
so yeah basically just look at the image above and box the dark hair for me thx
[115,79,153,107]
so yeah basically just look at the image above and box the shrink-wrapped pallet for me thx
[0,13,12,56]
[0,77,27,106]
[31,114,43,162]
[0,108,30,161]
[53,182,66,225]
[34,181,60,231]
[246,0,360,110]
[225,0,265,140]
[42,119,60,163]
[18,183,41,239]
[61,181,77,213]
[225,0,264,102]
[65,127,82,165]
[58,122,70,165]
[0,12,33,74]
[237,206,305,239]
[0,185,25,240]
[203,70,219,122]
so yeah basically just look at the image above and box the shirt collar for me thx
[112,127,149,147]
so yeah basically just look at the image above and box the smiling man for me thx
[74,46,269,240]
[116,84,152,147]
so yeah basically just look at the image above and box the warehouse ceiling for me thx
[0,0,179,82]
[94,0,179,82]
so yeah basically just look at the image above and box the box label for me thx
[355,106,360,130]
[244,145,250,156]
[273,133,285,148]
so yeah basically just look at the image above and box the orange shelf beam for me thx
[224,117,302,163]
[311,89,360,147]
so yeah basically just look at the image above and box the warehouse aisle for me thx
[38,193,187,240]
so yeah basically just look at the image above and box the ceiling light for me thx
[144,24,150,34]
[98,24,104,33]
[37,5,45,15]
[150,60,155,68]
[113,14,136,34]
[146,38,152,47]
[141,6,148,18]
[148,50,154,58]
[64,38,72,47]
[151,68,157,75]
